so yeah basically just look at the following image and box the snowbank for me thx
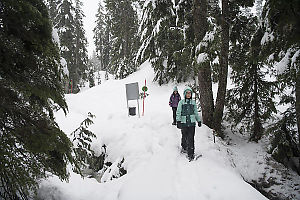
[39,61,267,200]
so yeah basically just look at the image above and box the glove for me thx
[177,121,182,129]
[198,121,202,127]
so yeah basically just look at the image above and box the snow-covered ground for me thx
[37,61,299,200]
[221,131,300,199]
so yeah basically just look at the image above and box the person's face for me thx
[186,91,191,98]
[174,91,177,94]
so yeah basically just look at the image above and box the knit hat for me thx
[183,86,193,98]
[173,86,178,92]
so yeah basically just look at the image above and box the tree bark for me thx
[193,0,208,42]
[194,0,214,128]
[251,64,263,142]
[213,0,229,135]
[198,67,214,128]
[296,68,300,171]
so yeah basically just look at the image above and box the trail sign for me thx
[142,86,148,92]
[125,82,139,100]
[125,82,140,117]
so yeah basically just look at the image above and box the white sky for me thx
[82,0,101,57]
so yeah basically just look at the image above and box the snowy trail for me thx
[40,62,268,200]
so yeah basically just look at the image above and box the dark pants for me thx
[181,126,195,158]
[172,107,177,123]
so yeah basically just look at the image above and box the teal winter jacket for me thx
[176,87,201,127]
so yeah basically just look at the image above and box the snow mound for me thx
[39,61,267,200]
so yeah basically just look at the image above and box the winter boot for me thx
[188,154,194,162]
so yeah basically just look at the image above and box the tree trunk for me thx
[296,68,300,171]
[251,64,262,142]
[193,0,208,41]
[213,0,229,136]
[198,67,214,128]
[194,0,214,128]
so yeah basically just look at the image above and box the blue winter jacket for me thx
[176,87,201,127]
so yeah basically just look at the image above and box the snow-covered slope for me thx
[38,61,268,200]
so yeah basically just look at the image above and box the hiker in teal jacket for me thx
[176,87,201,161]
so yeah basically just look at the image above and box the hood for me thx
[183,86,193,99]
[173,86,178,92]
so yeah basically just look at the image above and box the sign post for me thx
[142,79,148,116]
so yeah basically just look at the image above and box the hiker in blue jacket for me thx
[169,86,181,125]
[176,87,201,161]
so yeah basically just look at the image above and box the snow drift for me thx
[38,61,267,200]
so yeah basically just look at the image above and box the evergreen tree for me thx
[74,0,89,88]
[45,0,61,25]
[261,0,300,173]
[46,0,88,93]
[71,113,97,174]
[138,0,257,136]
[87,61,95,88]
[55,0,87,93]
[90,51,101,72]
[138,0,195,85]
[56,0,78,93]
[93,1,107,70]
[226,18,278,141]
[105,0,140,79]
[45,0,70,92]
[103,14,112,71]
[195,0,256,134]
[0,0,74,198]
[94,1,113,72]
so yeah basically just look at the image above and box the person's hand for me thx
[177,121,182,129]
[198,121,202,127]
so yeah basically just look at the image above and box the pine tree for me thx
[46,0,88,93]
[94,1,107,70]
[74,0,89,88]
[56,0,78,93]
[45,0,61,25]
[138,0,195,85]
[0,0,74,198]
[227,20,278,141]
[261,0,300,173]
[87,61,95,88]
[55,0,88,93]
[45,0,70,93]
[90,51,101,71]
[105,0,140,79]
[195,0,256,134]
[103,14,112,71]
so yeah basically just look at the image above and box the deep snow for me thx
[38,61,269,200]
